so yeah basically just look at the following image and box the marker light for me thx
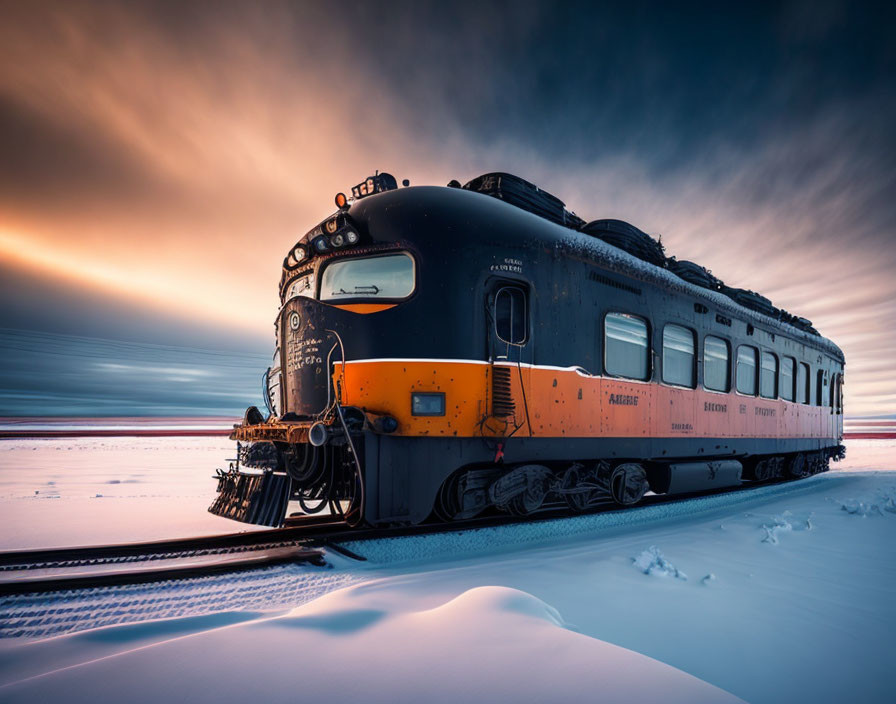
[330,232,346,248]
[325,218,338,234]
[345,228,360,245]
[312,235,330,254]
[335,192,348,209]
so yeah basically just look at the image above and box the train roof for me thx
[300,174,844,363]
[553,222,845,363]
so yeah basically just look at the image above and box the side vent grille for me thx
[492,366,516,417]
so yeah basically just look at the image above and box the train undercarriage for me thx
[210,414,845,528]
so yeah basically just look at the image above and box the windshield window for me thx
[320,253,415,301]
[285,274,314,302]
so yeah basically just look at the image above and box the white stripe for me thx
[334,357,599,376]
[337,357,489,366]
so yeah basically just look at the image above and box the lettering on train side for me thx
[671,423,693,432]
[609,394,639,406]
[490,257,524,274]
[287,338,323,371]
[755,407,776,417]
[704,402,727,413]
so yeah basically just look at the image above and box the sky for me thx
[0,0,894,416]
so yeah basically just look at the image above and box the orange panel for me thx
[337,360,488,437]
[333,360,838,441]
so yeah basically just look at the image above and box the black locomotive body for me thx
[210,174,844,527]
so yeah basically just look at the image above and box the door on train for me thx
[486,280,532,364]
[485,279,533,431]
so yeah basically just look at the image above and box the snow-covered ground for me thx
[0,436,265,549]
[1,439,894,703]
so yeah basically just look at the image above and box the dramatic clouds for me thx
[0,0,894,415]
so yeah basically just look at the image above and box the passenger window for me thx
[781,357,795,402]
[494,287,528,345]
[736,346,758,395]
[797,363,809,404]
[605,313,649,380]
[760,352,778,398]
[662,324,695,387]
[816,370,825,407]
[703,335,730,392]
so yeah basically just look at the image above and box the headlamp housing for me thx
[283,243,309,270]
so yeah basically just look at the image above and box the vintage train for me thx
[210,172,844,527]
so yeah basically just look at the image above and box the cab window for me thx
[320,253,415,301]
[285,274,314,302]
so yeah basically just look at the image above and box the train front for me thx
[210,173,441,527]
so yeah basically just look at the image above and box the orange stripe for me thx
[336,360,841,440]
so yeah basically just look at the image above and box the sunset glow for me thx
[1,1,893,416]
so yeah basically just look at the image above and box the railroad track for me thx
[0,475,812,596]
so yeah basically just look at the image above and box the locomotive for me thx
[210,172,844,527]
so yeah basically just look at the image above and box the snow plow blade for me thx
[209,468,291,527]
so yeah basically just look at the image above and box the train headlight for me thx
[330,232,346,248]
[284,243,308,270]
[345,228,360,245]
[325,218,338,234]
[312,235,331,254]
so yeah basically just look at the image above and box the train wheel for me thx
[434,472,461,522]
[787,453,809,479]
[507,476,550,515]
[609,463,648,506]
[561,464,595,512]
[752,458,773,481]
[490,465,553,516]
[807,452,828,475]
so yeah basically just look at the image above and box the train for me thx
[209,171,845,528]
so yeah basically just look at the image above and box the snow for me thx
[0,439,894,703]
[0,585,742,704]
[0,436,266,549]
[633,546,688,579]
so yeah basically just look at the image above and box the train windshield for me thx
[320,252,415,301]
